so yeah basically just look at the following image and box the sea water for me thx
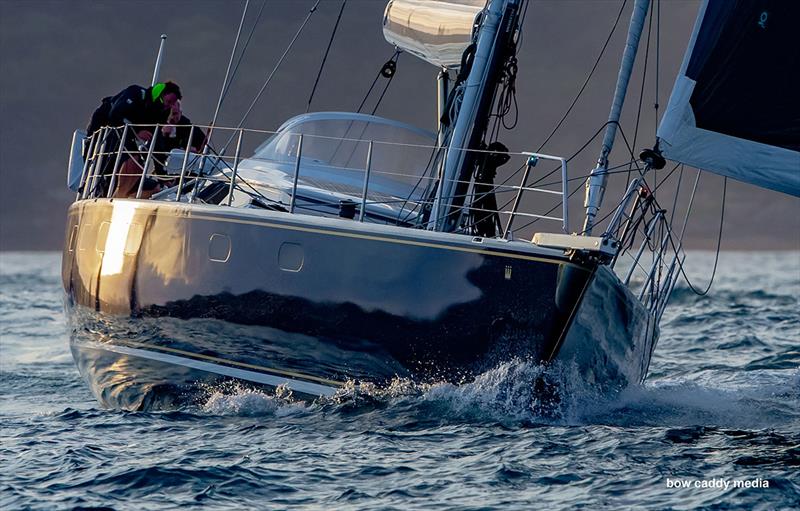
[1,251,798,510]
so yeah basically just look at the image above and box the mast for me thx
[151,34,167,86]
[583,0,651,235]
[431,0,521,232]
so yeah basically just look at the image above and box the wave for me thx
[668,285,799,306]
[199,382,309,418]
[580,373,800,429]
[194,360,800,431]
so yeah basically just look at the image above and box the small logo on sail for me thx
[505,265,512,280]
[758,11,768,29]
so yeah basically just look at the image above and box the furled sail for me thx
[657,0,800,196]
[382,0,485,69]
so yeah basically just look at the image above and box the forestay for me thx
[657,0,800,197]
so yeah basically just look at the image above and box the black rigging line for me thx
[306,0,347,113]
[357,50,401,114]
[653,162,681,193]
[209,0,252,136]
[667,164,683,226]
[395,129,446,225]
[482,121,618,234]
[356,48,403,114]
[535,0,628,152]
[219,0,321,154]
[495,56,519,131]
[491,121,614,222]
[460,161,640,234]
[239,0,321,128]
[512,178,585,234]
[669,176,727,296]
[531,120,634,194]
[357,71,384,114]
[572,160,648,235]
[621,168,727,298]
[370,54,400,116]
[488,0,524,136]
[513,122,643,234]
[613,121,642,171]
[219,0,269,109]
[515,0,532,53]
[186,143,285,210]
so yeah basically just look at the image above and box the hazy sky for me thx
[0,0,798,250]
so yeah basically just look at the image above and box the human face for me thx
[162,92,179,112]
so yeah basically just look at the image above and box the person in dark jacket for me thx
[159,99,206,154]
[86,81,183,198]
[153,98,208,178]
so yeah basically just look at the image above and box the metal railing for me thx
[74,124,571,237]
[607,186,686,323]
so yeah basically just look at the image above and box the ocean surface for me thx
[1,251,798,510]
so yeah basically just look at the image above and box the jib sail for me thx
[657,0,800,196]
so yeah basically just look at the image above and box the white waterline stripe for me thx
[119,339,342,386]
[81,341,338,397]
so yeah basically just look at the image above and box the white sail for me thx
[657,0,800,197]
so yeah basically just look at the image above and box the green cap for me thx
[151,83,166,102]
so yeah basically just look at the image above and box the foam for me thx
[200,383,307,417]
[194,359,799,430]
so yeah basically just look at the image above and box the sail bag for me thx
[382,0,485,69]
[657,0,799,196]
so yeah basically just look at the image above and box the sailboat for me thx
[62,0,799,410]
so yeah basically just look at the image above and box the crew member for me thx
[147,99,209,189]
[86,81,183,198]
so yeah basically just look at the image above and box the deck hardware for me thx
[227,129,245,206]
[175,125,195,202]
[358,140,373,222]
[77,132,99,200]
[135,125,160,199]
[289,134,304,214]
[106,124,130,198]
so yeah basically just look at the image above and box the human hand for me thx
[137,130,153,142]
[162,100,182,136]
[168,99,182,122]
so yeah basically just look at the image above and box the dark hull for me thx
[62,199,656,409]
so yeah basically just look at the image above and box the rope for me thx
[535,0,628,152]
[306,0,347,113]
[370,55,399,116]
[209,0,251,137]
[357,50,401,114]
[515,122,643,235]
[672,177,726,296]
[666,164,683,225]
[219,0,269,108]
[231,0,321,135]
[515,0,532,52]
[624,168,726,298]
